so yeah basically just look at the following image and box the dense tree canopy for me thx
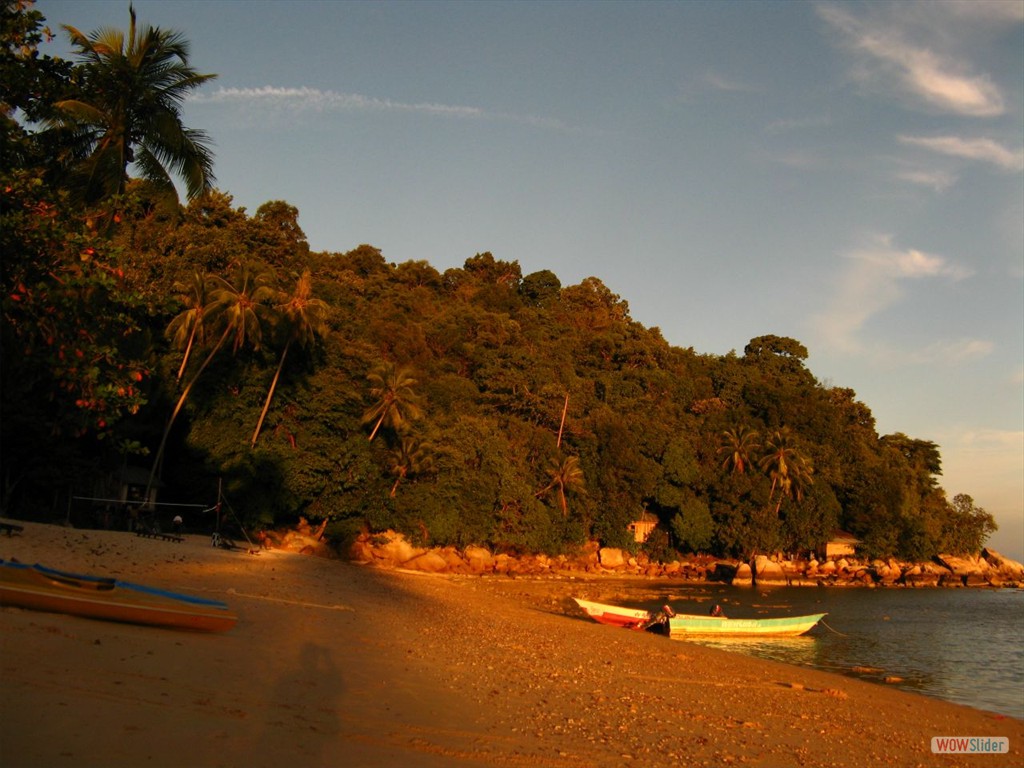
[0,2,996,560]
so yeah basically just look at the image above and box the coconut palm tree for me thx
[250,270,330,447]
[362,363,422,441]
[536,455,586,517]
[758,428,813,514]
[718,425,760,474]
[387,437,434,498]
[53,6,216,203]
[146,263,275,495]
[165,271,210,383]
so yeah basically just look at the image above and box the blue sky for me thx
[37,0,1023,559]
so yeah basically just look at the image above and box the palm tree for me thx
[758,428,814,514]
[165,271,210,383]
[146,264,275,496]
[719,425,760,474]
[536,455,586,517]
[53,6,216,203]
[362,363,422,441]
[388,437,434,498]
[251,270,330,447]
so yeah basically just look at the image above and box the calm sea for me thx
[603,582,1024,719]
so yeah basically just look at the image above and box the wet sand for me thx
[1,520,1021,767]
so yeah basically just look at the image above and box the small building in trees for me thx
[115,466,160,511]
[627,511,659,544]
[825,530,860,559]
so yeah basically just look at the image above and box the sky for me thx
[36,0,1024,560]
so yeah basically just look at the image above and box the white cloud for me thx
[191,85,483,117]
[907,338,994,365]
[815,235,976,358]
[673,69,757,103]
[190,85,569,129]
[895,168,956,191]
[898,135,1024,172]
[702,69,756,93]
[941,0,1024,24]
[817,3,1007,116]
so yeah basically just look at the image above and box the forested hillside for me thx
[1,2,995,561]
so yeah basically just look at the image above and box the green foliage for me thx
[51,5,217,203]
[942,494,997,555]
[0,3,989,560]
[671,497,714,553]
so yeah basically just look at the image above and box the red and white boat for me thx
[572,597,655,629]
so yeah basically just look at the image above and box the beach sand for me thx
[1,520,1021,768]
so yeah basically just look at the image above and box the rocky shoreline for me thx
[4,519,1024,767]
[345,529,1024,588]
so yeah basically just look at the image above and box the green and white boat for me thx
[574,597,824,637]
[667,611,825,638]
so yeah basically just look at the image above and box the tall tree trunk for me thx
[368,413,385,442]
[556,392,569,448]
[390,471,405,498]
[175,322,199,383]
[251,339,291,448]
[146,325,230,500]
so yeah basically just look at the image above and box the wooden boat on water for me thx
[666,612,825,637]
[0,560,236,632]
[573,597,824,637]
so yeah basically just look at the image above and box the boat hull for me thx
[573,597,825,637]
[572,597,651,629]
[668,612,825,637]
[0,561,236,632]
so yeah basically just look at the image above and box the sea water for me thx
[608,582,1024,719]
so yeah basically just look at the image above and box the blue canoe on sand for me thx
[0,560,236,632]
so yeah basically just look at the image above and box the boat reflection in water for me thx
[676,634,821,668]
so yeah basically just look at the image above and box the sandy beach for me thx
[1,520,1021,768]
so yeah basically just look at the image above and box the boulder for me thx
[401,550,449,573]
[904,570,939,588]
[753,555,787,585]
[983,549,1024,583]
[463,545,494,573]
[936,554,984,579]
[855,568,874,585]
[712,562,738,582]
[598,547,626,569]
[732,562,753,586]
[372,530,424,566]
[875,564,900,584]
[348,536,375,563]
[440,547,470,572]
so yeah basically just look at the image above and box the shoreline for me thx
[2,521,1022,767]
[349,530,1024,589]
